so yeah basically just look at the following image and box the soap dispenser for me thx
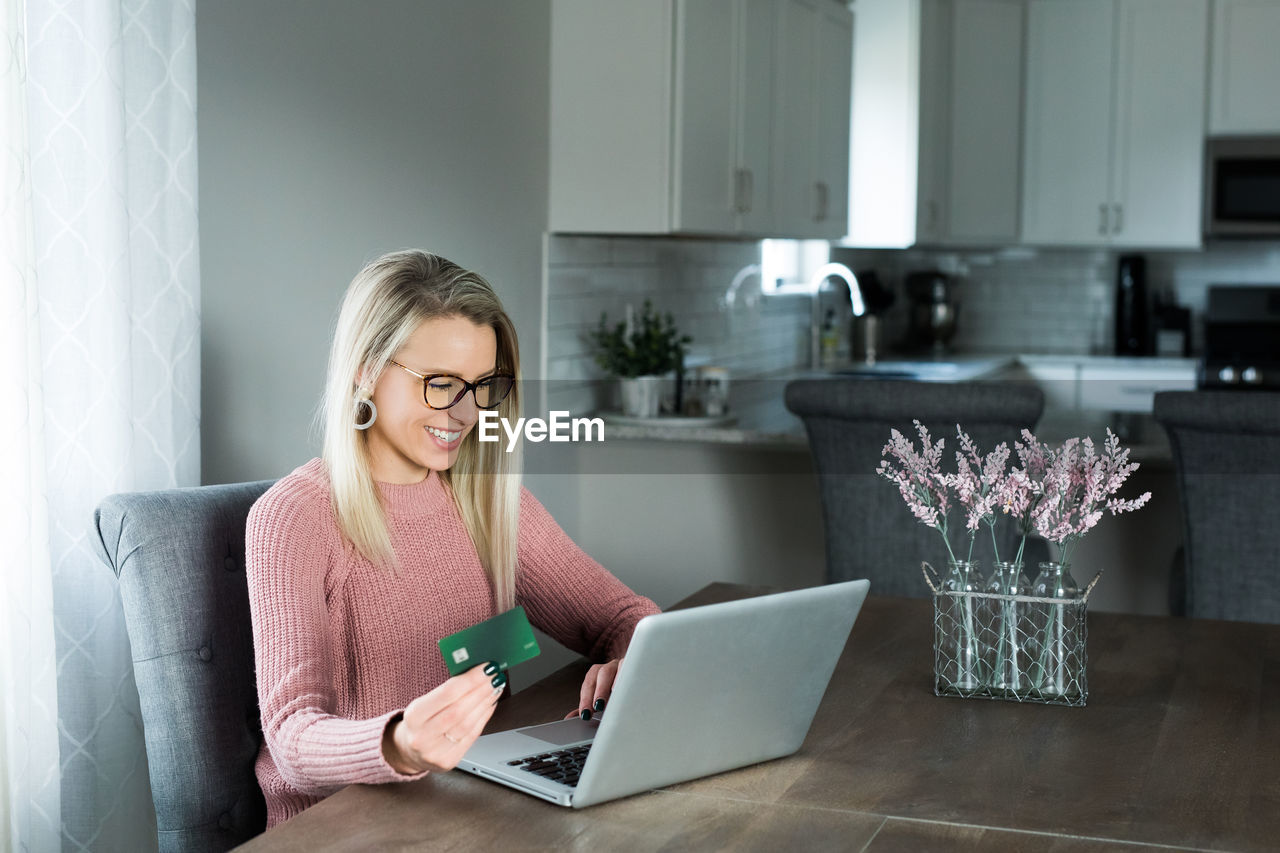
[820,308,840,368]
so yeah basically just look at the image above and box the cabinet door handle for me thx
[815,182,828,222]
[744,169,753,214]
[734,169,747,214]
[1113,203,1123,234]
[1098,203,1109,236]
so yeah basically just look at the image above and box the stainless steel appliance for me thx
[905,271,959,353]
[1204,136,1280,238]
[1198,285,1280,389]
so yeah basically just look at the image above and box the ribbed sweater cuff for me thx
[287,708,431,790]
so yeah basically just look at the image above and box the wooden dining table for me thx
[234,582,1279,852]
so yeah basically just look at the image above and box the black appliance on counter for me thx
[904,271,959,353]
[1198,285,1280,389]
[1114,254,1149,355]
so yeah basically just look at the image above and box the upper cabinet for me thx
[847,0,1025,248]
[674,0,775,234]
[1021,0,1208,248]
[548,0,852,238]
[1209,0,1280,134]
[774,0,854,239]
[942,0,1026,244]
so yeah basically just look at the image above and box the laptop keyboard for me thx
[506,743,592,787]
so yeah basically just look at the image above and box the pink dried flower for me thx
[879,422,1151,576]
[1027,428,1151,565]
[878,420,958,564]
[952,428,1011,562]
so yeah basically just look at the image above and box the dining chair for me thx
[1154,390,1280,624]
[784,379,1046,598]
[91,478,278,852]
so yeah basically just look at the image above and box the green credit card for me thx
[438,605,541,676]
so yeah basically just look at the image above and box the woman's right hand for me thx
[383,662,506,774]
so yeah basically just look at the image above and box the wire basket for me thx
[922,562,1102,707]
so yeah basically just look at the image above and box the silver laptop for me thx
[456,579,870,807]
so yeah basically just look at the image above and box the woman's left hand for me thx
[564,658,622,720]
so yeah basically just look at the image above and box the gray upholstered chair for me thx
[92,479,277,853]
[785,379,1046,598]
[1154,390,1280,624]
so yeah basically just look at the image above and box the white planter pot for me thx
[619,375,663,418]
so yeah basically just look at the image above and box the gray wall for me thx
[199,0,551,486]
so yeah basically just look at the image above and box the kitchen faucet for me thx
[806,262,866,370]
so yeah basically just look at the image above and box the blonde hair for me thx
[314,250,522,612]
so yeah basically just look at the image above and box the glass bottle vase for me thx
[938,559,984,694]
[1028,561,1083,700]
[983,561,1030,695]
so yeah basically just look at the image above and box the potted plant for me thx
[589,300,692,417]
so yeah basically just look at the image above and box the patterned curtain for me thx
[1,1,199,851]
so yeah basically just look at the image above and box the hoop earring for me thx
[354,398,377,430]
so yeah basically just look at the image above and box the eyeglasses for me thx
[388,359,515,410]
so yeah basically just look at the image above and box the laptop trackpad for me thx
[519,717,598,745]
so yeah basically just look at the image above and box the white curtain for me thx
[2,0,199,851]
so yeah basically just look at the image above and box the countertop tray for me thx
[600,413,737,428]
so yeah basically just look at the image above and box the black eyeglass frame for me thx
[387,359,515,410]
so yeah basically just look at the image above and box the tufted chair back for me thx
[785,379,1046,598]
[1154,390,1280,624]
[92,479,277,852]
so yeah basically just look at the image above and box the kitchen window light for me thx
[760,239,831,295]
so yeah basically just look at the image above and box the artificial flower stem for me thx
[941,530,958,566]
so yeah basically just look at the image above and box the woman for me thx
[245,250,660,828]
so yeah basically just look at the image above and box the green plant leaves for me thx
[588,299,692,378]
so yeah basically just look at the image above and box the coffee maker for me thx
[905,271,960,353]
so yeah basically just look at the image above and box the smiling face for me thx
[361,315,498,483]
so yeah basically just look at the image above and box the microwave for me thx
[1204,135,1280,238]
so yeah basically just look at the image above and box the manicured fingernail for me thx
[483,662,499,676]
[579,708,592,721]
[491,672,507,689]
[593,698,606,712]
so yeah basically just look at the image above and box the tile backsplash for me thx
[543,234,1280,413]
[833,241,1280,356]
[832,246,1115,355]
[543,235,809,415]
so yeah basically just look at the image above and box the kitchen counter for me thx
[590,354,1194,464]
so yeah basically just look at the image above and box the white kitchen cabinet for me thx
[1209,0,1280,134]
[815,1,855,238]
[769,0,853,239]
[943,0,1025,244]
[1018,358,1081,412]
[772,0,818,237]
[847,0,1025,248]
[1015,355,1197,413]
[674,0,776,234]
[1021,0,1208,248]
[1077,360,1197,412]
[914,0,951,245]
[671,1,739,234]
[548,0,851,238]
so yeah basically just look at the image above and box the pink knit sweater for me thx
[245,457,660,828]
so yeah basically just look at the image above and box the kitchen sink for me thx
[832,361,966,381]
[826,357,1013,382]
[830,368,917,380]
